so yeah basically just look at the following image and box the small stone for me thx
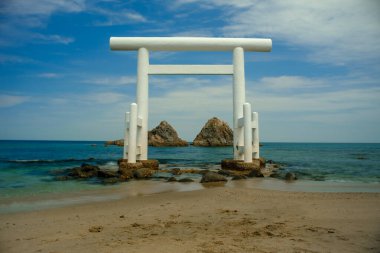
[178,178,194,183]
[89,226,103,233]
[285,172,297,181]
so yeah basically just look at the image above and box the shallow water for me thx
[0,141,379,204]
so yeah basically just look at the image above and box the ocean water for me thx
[0,141,379,202]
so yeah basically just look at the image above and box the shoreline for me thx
[1,178,380,214]
[1,182,379,253]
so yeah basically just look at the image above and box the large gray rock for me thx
[105,121,187,147]
[193,117,233,146]
[200,172,227,183]
[148,121,188,147]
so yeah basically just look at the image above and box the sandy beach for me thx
[1,180,379,253]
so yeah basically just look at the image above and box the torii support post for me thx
[136,48,149,161]
[233,47,245,160]
[127,103,138,163]
[243,103,253,162]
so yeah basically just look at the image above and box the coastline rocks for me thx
[200,172,227,183]
[97,170,118,178]
[105,139,124,146]
[221,159,264,171]
[148,121,188,147]
[193,117,233,146]
[68,163,99,178]
[167,177,177,182]
[247,169,264,178]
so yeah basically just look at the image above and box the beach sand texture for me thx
[1,186,379,253]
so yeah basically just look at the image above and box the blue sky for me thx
[0,0,379,142]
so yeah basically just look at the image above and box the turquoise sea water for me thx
[0,141,379,201]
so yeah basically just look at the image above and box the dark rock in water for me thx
[193,117,233,146]
[98,170,118,178]
[247,169,264,178]
[198,170,210,175]
[148,121,188,147]
[218,169,233,176]
[171,168,181,175]
[133,168,154,179]
[200,172,227,183]
[68,163,99,178]
[167,177,177,182]
[221,159,264,171]
[232,175,247,180]
[285,172,297,181]
[55,175,71,181]
[178,178,194,183]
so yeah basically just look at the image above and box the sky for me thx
[0,0,379,142]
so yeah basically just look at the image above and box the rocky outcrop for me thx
[105,139,124,146]
[106,121,188,147]
[148,121,188,146]
[193,117,233,146]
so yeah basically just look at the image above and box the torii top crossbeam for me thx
[110,37,272,52]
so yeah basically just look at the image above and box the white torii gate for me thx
[110,37,272,164]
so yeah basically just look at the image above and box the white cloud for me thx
[83,92,128,104]
[0,94,30,108]
[176,0,380,65]
[0,54,34,64]
[144,74,380,140]
[38,72,60,78]
[0,0,86,16]
[92,8,147,26]
[83,75,136,86]
[31,34,74,44]
[257,76,327,90]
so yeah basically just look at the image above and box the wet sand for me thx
[1,180,380,252]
